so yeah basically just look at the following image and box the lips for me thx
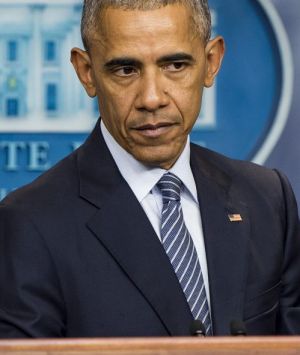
[132,122,176,138]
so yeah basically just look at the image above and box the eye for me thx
[114,66,138,77]
[163,62,187,72]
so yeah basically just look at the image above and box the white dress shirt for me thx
[100,120,210,306]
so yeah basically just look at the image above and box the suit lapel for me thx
[77,122,193,335]
[77,124,250,336]
[191,146,250,335]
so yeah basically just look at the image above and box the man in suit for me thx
[0,0,300,337]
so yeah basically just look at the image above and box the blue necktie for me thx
[157,172,212,335]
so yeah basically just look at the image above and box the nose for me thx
[135,70,170,112]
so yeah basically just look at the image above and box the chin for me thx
[133,149,179,169]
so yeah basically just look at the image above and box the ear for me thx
[70,47,97,97]
[204,36,225,88]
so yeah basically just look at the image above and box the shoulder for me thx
[0,146,91,258]
[1,149,79,217]
[190,143,292,207]
[191,142,280,180]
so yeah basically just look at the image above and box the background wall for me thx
[0,0,299,206]
[266,0,300,203]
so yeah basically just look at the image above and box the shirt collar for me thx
[100,120,198,204]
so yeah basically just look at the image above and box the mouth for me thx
[132,122,177,138]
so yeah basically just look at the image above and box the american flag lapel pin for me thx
[228,214,243,222]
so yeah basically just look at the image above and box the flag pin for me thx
[228,214,243,222]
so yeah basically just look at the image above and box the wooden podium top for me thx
[0,337,300,355]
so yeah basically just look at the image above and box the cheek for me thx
[171,77,204,126]
[97,84,133,129]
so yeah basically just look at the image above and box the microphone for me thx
[190,320,206,337]
[230,320,247,336]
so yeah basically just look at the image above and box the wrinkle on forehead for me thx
[90,4,200,51]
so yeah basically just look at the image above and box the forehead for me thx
[91,4,201,57]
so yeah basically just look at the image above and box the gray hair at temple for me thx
[81,0,212,50]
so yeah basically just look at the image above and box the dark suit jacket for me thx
[0,122,300,338]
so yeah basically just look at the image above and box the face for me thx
[71,4,224,169]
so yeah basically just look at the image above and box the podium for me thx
[1,337,300,355]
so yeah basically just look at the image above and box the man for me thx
[0,0,299,338]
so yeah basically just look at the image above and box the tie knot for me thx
[157,173,182,203]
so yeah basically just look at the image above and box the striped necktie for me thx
[157,172,212,335]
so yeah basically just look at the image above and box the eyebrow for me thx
[104,58,141,70]
[157,52,195,64]
[104,52,195,70]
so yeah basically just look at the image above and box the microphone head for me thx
[230,320,247,336]
[190,320,206,336]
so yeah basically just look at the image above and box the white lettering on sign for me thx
[0,141,50,171]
